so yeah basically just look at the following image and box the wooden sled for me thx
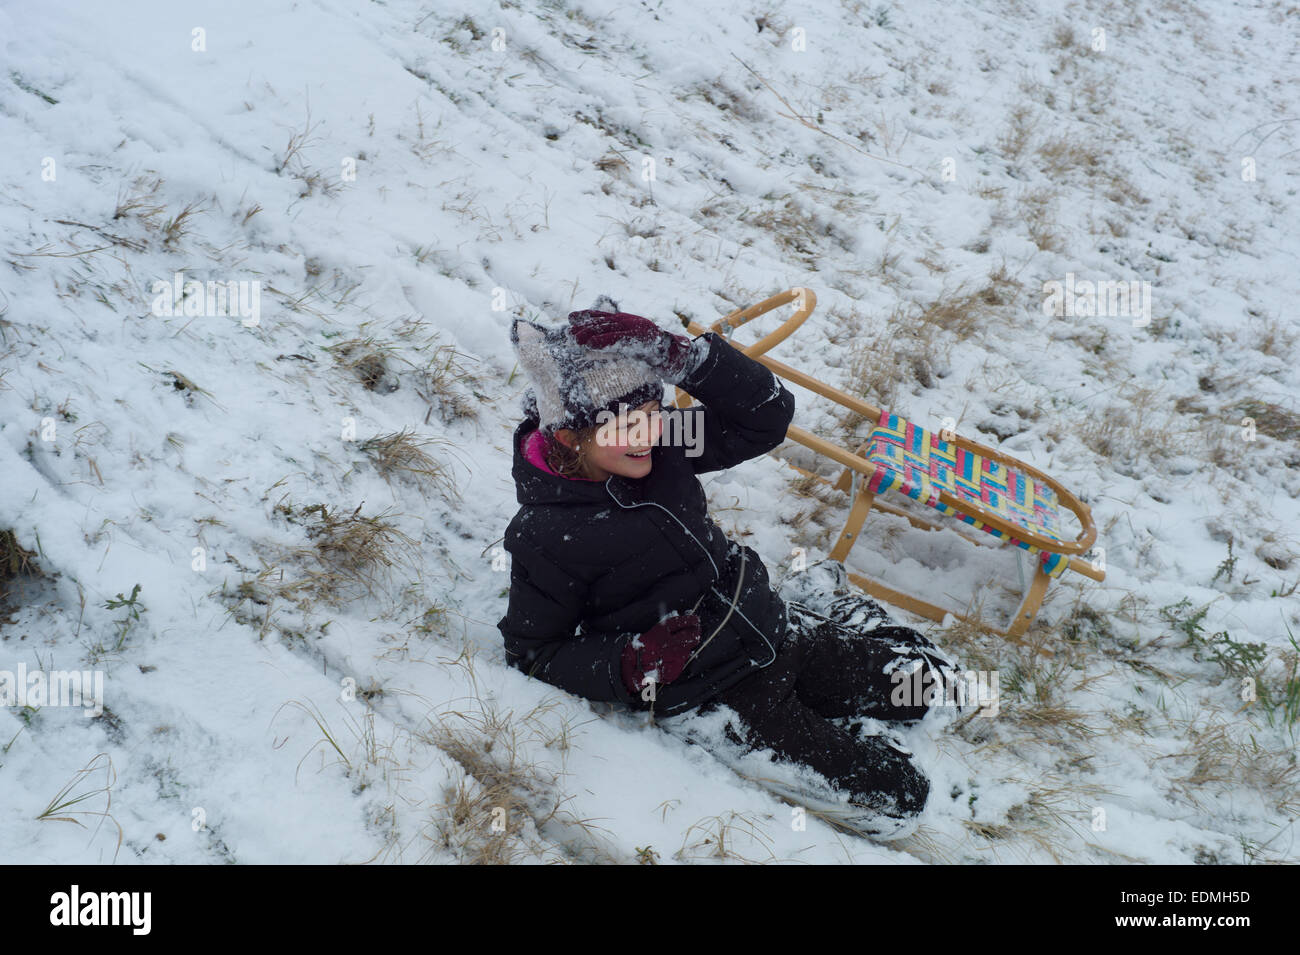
[671,288,1104,645]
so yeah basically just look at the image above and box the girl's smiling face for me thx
[555,399,662,481]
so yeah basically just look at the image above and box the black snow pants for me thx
[694,571,959,823]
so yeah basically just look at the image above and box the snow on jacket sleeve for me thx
[498,525,640,707]
[674,331,797,475]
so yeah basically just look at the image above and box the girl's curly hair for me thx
[542,425,602,480]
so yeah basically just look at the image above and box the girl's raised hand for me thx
[567,309,692,380]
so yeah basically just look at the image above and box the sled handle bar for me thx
[676,288,1098,561]
[692,287,817,358]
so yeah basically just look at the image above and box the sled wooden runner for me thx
[670,287,1105,645]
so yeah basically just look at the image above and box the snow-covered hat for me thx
[510,316,664,434]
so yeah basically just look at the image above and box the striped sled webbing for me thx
[861,412,1069,578]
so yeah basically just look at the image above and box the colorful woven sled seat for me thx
[672,288,1104,643]
[863,412,1070,579]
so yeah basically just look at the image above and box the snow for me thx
[1,0,1298,864]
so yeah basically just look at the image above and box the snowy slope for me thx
[1,0,1297,863]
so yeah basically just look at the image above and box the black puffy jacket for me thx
[497,331,798,716]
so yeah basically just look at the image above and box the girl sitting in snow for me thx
[497,296,961,838]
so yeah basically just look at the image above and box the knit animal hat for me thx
[510,316,664,434]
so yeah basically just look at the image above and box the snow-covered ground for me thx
[1,0,1297,863]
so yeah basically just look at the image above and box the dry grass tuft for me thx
[742,195,854,266]
[593,151,629,174]
[423,701,542,864]
[960,776,1111,863]
[852,261,1023,397]
[160,199,206,249]
[996,105,1038,161]
[1013,779,1113,857]
[413,343,483,423]
[274,115,318,173]
[332,319,486,420]
[360,428,461,501]
[839,313,906,415]
[1016,186,1065,253]
[1074,379,1198,475]
[926,601,1008,678]
[675,810,778,863]
[1,529,43,611]
[326,337,400,392]
[1036,134,1107,179]
[1229,399,1300,443]
[112,174,166,225]
[431,772,537,863]
[777,472,841,551]
[275,502,420,608]
[1161,709,1300,818]
[1238,313,1298,361]
[1049,21,1083,53]
[1,528,41,581]
[1005,702,1100,740]
[420,696,619,864]
[162,369,215,402]
[304,508,417,595]
[910,270,1020,341]
[35,752,124,862]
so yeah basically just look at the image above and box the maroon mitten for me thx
[568,310,692,381]
[621,613,703,694]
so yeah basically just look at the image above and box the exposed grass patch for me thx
[1036,134,1107,179]
[360,428,461,501]
[838,315,904,422]
[1238,313,1298,361]
[1255,617,1300,741]
[1158,597,1269,684]
[1074,379,1198,476]
[1161,709,1300,818]
[959,775,1112,863]
[273,105,322,175]
[161,368,215,403]
[692,77,765,123]
[113,174,166,225]
[326,336,400,392]
[741,195,855,266]
[778,472,841,550]
[35,753,123,862]
[419,694,617,864]
[0,529,43,613]
[272,502,420,609]
[1229,399,1300,443]
[890,263,1022,346]
[160,199,206,250]
[593,150,630,175]
[925,602,1008,679]
[995,105,1038,161]
[1,528,41,582]
[409,340,484,423]
[675,810,778,863]
[326,322,485,413]
[1016,186,1065,253]
[271,103,341,198]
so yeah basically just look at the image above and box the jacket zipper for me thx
[605,480,778,667]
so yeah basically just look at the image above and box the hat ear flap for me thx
[520,387,539,420]
[511,317,544,347]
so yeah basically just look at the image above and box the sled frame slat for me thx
[672,288,1104,644]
